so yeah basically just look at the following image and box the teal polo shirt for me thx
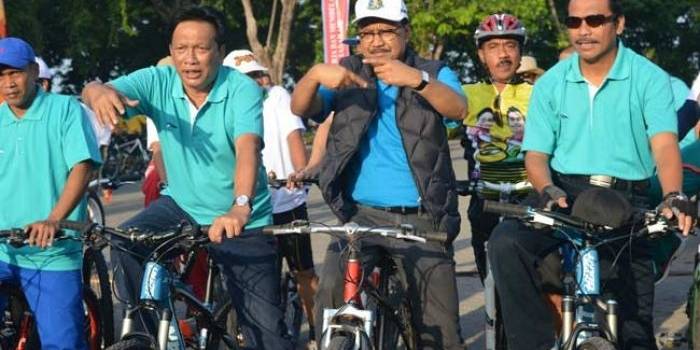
[0,89,101,271]
[523,42,677,180]
[110,66,272,227]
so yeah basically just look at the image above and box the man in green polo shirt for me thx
[487,0,694,349]
[81,6,289,349]
[0,37,101,349]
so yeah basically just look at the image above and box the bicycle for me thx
[86,176,135,226]
[688,242,700,350]
[264,220,447,350]
[82,222,244,350]
[482,199,673,350]
[456,178,533,350]
[0,223,112,349]
[267,178,319,345]
[101,134,150,182]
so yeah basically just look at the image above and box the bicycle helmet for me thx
[474,13,527,47]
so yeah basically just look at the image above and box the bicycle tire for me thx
[0,284,41,350]
[576,336,616,350]
[105,332,158,350]
[82,247,115,347]
[83,288,103,350]
[374,271,416,350]
[86,190,105,226]
[322,330,372,350]
[688,261,700,350]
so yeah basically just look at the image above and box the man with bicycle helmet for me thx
[463,13,533,281]
[488,0,695,349]
[290,0,467,348]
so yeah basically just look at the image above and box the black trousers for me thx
[488,218,658,350]
[313,205,464,350]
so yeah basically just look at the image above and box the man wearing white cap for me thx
[291,0,467,348]
[224,49,319,345]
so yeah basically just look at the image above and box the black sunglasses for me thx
[564,14,616,29]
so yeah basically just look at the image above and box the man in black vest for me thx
[290,0,467,348]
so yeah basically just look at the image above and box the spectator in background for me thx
[516,55,545,84]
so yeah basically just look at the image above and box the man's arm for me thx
[651,132,683,195]
[291,63,368,118]
[208,134,261,243]
[362,57,467,120]
[287,129,308,172]
[27,161,93,248]
[525,151,568,208]
[82,82,140,127]
[151,143,167,183]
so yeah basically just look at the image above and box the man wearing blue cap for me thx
[0,37,101,349]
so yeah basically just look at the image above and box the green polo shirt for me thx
[523,42,677,180]
[0,89,101,271]
[110,66,272,227]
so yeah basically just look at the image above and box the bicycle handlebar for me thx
[268,178,319,189]
[262,220,447,243]
[482,200,671,237]
[454,179,533,197]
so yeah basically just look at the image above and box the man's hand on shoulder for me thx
[82,82,139,128]
[310,63,368,90]
[208,206,251,244]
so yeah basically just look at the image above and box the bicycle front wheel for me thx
[82,247,114,347]
[86,191,105,226]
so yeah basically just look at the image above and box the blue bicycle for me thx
[483,199,672,350]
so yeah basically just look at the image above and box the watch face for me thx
[236,195,250,206]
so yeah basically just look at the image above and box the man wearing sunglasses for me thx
[290,0,467,348]
[461,13,533,282]
[488,0,694,349]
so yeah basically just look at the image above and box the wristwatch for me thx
[414,70,430,92]
[234,195,252,210]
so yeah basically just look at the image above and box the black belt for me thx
[365,205,420,215]
[554,173,650,195]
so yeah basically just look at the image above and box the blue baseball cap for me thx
[0,37,36,70]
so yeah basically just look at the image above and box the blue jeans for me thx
[0,262,86,350]
[111,195,291,350]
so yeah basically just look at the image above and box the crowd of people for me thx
[0,0,699,349]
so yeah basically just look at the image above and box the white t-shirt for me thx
[262,86,307,213]
[82,103,112,147]
[689,72,700,101]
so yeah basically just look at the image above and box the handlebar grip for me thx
[419,231,449,243]
[482,201,531,217]
[59,220,93,232]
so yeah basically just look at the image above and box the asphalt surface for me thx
[103,140,698,349]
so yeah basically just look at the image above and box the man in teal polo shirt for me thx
[487,0,694,349]
[81,6,289,349]
[0,37,101,349]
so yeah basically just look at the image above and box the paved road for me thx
[103,140,697,349]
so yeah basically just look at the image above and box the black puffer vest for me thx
[319,49,461,241]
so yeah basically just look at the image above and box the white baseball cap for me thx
[34,56,53,79]
[353,0,409,24]
[223,50,268,74]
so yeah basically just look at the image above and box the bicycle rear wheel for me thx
[373,266,416,350]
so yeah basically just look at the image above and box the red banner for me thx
[322,0,350,64]
[0,0,6,38]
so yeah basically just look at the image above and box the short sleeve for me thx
[231,79,264,140]
[690,72,700,101]
[643,72,678,137]
[270,87,306,138]
[146,117,159,148]
[436,67,466,128]
[63,98,102,168]
[315,86,337,123]
[522,81,558,154]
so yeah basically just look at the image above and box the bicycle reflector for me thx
[571,187,633,229]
